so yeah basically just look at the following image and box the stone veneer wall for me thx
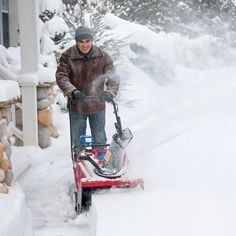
[0,100,16,193]
[15,82,59,148]
[37,82,59,148]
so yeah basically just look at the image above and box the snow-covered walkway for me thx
[12,109,96,236]
[6,65,236,236]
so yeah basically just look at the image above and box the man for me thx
[56,26,120,156]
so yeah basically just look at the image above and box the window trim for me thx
[0,0,9,47]
[0,0,3,45]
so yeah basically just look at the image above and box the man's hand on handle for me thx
[72,90,86,102]
[72,90,114,102]
[102,91,114,102]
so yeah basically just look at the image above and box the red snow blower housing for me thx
[69,98,144,214]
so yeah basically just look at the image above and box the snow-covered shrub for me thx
[39,9,56,23]
[44,15,69,44]
[80,0,236,42]
[38,0,71,69]
[59,3,83,29]
[38,0,63,23]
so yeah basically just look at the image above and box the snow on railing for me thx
[0,65,59,149]
[0,64,23,144]
[0,64,17,81]
[0,66,20,193]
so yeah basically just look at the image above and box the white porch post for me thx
[18,0,39,146]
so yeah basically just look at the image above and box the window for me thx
[0,0,9,47]
[2,0,8,11]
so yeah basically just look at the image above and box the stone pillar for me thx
[0,100,17,193]
[18,0,39,146]
[37,83,59,148]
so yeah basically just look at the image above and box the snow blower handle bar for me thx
[110,100,124,137]
[71,96,124,137]
[84,96,124,137]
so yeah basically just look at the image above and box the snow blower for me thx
[69,97,144,214]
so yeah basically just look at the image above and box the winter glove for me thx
[72,90,86,102]
[102,91,114,102]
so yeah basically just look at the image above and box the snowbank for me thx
[0,146,37,236]
[0,186,26,236]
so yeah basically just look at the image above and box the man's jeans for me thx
[69,110,107,155]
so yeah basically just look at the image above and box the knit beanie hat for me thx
[75,26,94,42]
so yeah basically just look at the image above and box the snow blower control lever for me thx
[111,100,124,138]
[82,96,133,149]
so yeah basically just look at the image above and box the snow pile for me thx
[38,0,62,16]
[0,186,27,236]
[44,15,69,41]
[0,80,20,102]
[94,13,236,236]
[0,43,57,85]
[0,146,37,236]
[0,45,12,68]
[38,0,72,59]
[37,65,56,83]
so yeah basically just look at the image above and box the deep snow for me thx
[1,13,236,236]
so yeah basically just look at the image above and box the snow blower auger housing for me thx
[69,98,144,214]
